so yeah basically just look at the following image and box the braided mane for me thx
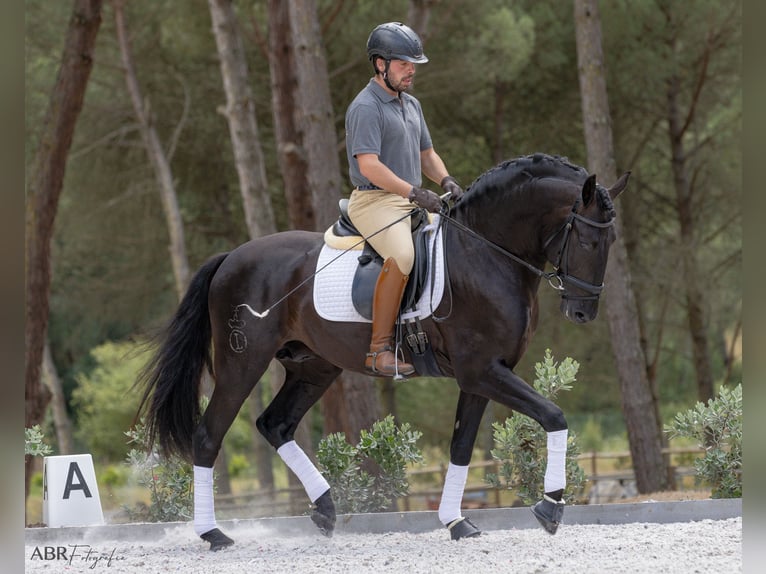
[596,185,615,217]
[460,153,616,218]
[463,153,589,201]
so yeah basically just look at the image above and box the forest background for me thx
[24,0,741,514]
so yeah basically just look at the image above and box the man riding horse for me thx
[345,22,463,377]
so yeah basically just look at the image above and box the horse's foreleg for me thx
[438,390,487,540]
[257,350,341,536]
[474,361,568,534]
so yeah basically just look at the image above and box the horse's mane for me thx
[463,153,588,202]
[459,153,615,217]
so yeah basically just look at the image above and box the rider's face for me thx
[381,59,416,92]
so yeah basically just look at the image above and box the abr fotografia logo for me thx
[29,545,126,568]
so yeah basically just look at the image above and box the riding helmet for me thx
[366,22,429,64]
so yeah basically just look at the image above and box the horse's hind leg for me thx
[256,342,342,536]
[192,356,272,551]
[438,390,487,540]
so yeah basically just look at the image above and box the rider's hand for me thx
[408,186,443,213]
[440,176,464,201]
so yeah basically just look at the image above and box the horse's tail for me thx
[136,252,229,462]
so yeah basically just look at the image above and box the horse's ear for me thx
[608,171,631,200]
[582,174,597,206]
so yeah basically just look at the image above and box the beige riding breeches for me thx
[347,188,415,275]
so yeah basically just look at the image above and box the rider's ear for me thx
[581,174,597,207]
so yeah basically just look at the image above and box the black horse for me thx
[138,153,629,550]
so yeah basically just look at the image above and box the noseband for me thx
[542,205,615,301]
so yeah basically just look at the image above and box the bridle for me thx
[438,199,615,302]
[541,202,615,301]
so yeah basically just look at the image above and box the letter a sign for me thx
[63,461,93,499]
[42,454,104,527]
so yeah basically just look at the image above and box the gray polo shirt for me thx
[345,78,433,188]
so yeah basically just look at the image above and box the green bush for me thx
[25,425,53,457]
[316,415,423,514]
[485,349,586,505]
[124,420,194,522]
[227,453,250,479]
[99,464,130,490]
[665,383,742,498]
[71,341,146,461]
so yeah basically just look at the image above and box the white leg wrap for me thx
[438,463,469,526]
[544,429,568,493]
[193,465,217,536]
[277,440,330,503]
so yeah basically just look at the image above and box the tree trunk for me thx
[407,0,435,41]
[115,1,240,492]
[493,81,508,164]
[381,379,397,422]
[573,0,667,493]
[269,0,383,442]
[42,340,74,455]
[320,374,381,444]
[666,41,715,404]
[268,0,314,231]
[208,0,276,238]
[25,0,103,510]
[287,0,343,229]
[113,0,190,298]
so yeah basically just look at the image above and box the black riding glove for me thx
[440,176,464,201]
[408,186,442,213]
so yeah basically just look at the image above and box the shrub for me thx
[25,425,53,458]
[665,383,742,498]
[124,420,194,522]
[71,341,146,461]
[227,453,250,479]
[485,349,586,505]
[99,465,129,490]
[316,415,423,513]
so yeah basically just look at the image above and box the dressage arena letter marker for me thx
[42,454,104,528]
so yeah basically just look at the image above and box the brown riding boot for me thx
[364,258,416,377]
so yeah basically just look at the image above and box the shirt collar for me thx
[367,77,400,103]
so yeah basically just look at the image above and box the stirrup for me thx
[365,347,414,377]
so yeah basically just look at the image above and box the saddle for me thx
[325,199,432,320]
[323,199,444,377]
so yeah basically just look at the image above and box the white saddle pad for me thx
[313,219,445,323]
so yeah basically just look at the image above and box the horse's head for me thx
[543,171,630,323]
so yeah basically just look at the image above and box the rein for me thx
[438,201,615,300]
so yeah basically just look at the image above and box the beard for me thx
[389,74,415,92]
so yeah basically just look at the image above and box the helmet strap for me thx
[381,59,400,94]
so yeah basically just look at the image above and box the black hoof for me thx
[200,528,235,551]
[531,497,565,535]
[311,490,336,537]
[447,517,481,540]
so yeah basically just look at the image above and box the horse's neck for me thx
[453,197,546,268]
